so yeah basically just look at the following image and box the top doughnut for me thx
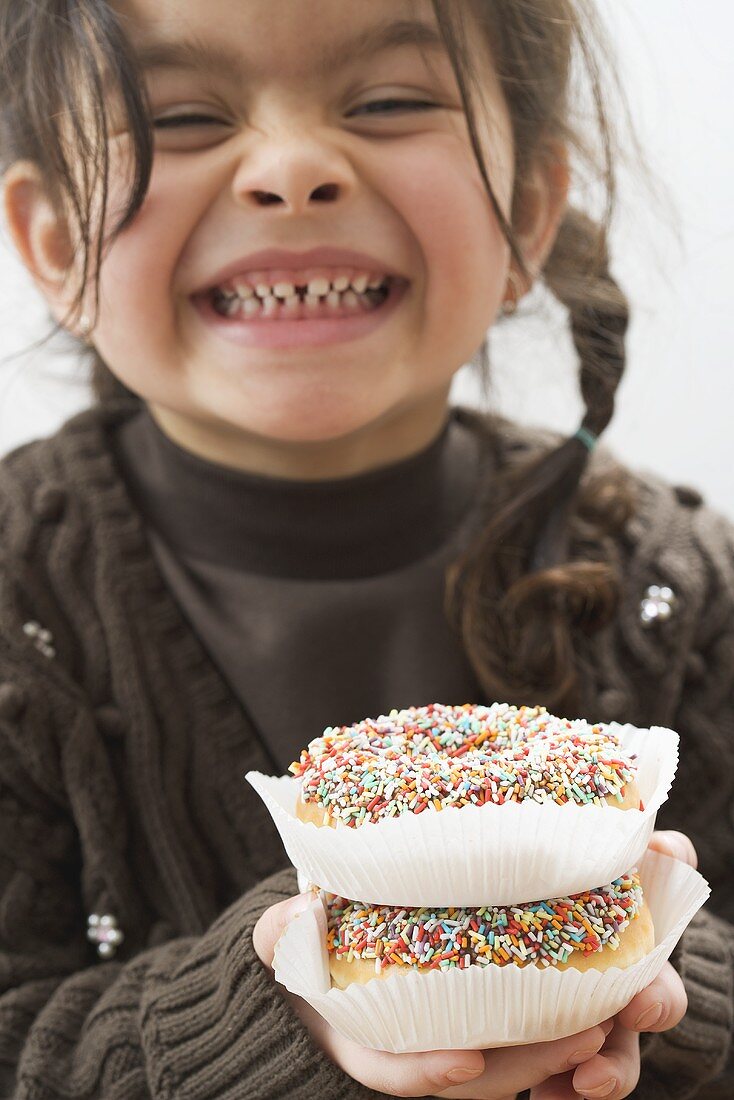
[289,702,640,829]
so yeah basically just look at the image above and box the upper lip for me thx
[196,247,408,293]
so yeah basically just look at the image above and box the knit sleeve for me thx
[0,658,382,1099]
[637,907,733,1099]
[636,498,734,1098]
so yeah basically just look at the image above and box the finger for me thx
[530,1070,578,1099]
[280,998,485,1097]
[274,989,487,1097]
[328,1034,485,1098]
[437,1021,612,1098]
[254,902,485,1096]
[648,830,698,869]
[571,1021,640,1099]
[252,892,313,969]
[616,961,688,1033]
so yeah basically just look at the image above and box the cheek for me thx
[381,139,510,344]
[87,173,194,400]
[94,164,192,336]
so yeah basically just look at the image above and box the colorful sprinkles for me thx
[289,702,637,828]
[326,871,643,973]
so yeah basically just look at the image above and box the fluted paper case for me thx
[273,849,709,1052]
[247,723,679,906]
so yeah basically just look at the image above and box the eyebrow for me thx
[131,18,447,81]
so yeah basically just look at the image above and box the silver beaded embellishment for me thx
[640,584,677,627]
[87,913,124,959]
[22,620,56,658]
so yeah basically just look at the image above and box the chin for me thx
[236,398,391,447]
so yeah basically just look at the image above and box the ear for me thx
[510,140,570,294]
[2,159,80,324]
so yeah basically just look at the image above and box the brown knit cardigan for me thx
[0,398,731,1099]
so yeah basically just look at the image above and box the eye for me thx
[151,98,440,132]
[153,113,228,129]
[351,98,438,116]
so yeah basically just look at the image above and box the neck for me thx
[146,391,453,481]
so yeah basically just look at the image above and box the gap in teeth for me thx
[213,279,389,319]
[218,273,389,302]
[213,277,390,318]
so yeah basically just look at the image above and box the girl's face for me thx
[13,0,565,476]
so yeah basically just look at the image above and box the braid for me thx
[445,206,632,715]
[527,207,629,572]
[547,208,629,439]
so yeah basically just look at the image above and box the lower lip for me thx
[191,280,409,349]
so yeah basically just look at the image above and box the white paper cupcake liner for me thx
[274,849,709,1052]
[247,723,678,906]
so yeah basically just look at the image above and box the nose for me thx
[232,128,354,215]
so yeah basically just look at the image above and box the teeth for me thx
[222,272,389,301]
[212,271,394,319]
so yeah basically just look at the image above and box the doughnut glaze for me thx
[326,871,653,987]
[290,702,640,828]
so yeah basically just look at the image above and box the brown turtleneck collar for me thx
[111,404,483,580]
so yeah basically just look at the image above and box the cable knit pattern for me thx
[0,398,731,1098]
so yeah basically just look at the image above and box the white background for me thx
[0,0,732,517]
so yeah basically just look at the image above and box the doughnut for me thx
[326,871,653,988]
[289,702,641,828]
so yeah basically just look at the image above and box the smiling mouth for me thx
[208,276,396,322]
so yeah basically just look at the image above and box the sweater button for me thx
[0,683,27,720]
[87,913,124,958]
[640,584,677,626]
[32,485,67,522]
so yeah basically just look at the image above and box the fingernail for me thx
[581,1079,616,1098]
[445,1066,482,1083]
[634,1000,664,1030]
[653,831,694,865]
[567,1048,598,1067]
[601,1019,614,1037]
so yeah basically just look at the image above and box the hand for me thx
[527,829,697,1099]
[253,829,697,1098]
[254,895,612,1097]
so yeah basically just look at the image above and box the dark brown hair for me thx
[0,0,669,715]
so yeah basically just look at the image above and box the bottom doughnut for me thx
[326,872,654,989]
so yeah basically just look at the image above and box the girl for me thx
[0,1,731,1097]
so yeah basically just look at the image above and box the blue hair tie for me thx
[574,426,598,452]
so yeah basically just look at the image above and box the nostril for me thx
[312,182,339,201]
[253,191,283,206]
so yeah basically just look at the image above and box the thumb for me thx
[648,830,698,869]
[253,892,314,969]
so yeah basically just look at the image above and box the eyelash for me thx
[152,98,438,129]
